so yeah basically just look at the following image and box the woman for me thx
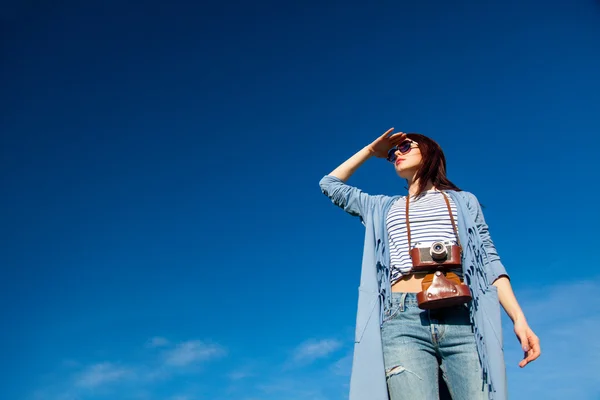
[319,128,540,400]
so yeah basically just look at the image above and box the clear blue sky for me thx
[2,1,600,399]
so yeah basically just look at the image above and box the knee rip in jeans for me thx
[385,365,422,380]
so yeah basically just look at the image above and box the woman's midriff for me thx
[391,273,428,293]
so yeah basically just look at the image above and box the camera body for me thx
[410,240,462,273]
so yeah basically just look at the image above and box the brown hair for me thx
[405,133,461,196]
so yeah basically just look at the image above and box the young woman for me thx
[319,128,540,400]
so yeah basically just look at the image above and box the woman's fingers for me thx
[515,329,529,352]
[519,347,537,367]
[526,333,541,363]
[515,329,529,368]
[377,129,406,143]
[372,129,406,155]
[389,133,407,142]
[379,128,395,139]
[518,357,528,368]
[517,328,541,368]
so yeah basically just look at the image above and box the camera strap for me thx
[405,191,461,248]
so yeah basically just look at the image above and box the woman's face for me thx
[388,140,422,179]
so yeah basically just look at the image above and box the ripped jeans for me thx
[381,292,488,400]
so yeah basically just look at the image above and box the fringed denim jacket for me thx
[319,175,508,400]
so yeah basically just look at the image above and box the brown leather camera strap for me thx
[405,190,461,248]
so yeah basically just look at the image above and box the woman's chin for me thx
[395,167,414,179]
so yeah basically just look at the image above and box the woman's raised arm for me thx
[329,128,406,181]
[319,128,406,218]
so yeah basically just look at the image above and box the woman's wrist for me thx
[363,145,376,157]
[511,311,527,324]
[504,303,526,324]
[493,276,527,324]
[329,146,376,181]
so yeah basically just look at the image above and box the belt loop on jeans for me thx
[399,292,408,312]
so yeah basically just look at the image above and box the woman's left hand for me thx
[513,319,541,368]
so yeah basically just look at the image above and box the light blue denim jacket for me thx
[319,175,508,400]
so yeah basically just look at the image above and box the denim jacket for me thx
[319,175,508,400]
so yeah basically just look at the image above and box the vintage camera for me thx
[416,270,472,310]
[410,240,462,273]
[410,241,470,309]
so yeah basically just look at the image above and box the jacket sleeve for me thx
[465,192,510,284]
[319,175,388,221]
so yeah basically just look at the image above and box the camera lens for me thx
[430,241,448,261]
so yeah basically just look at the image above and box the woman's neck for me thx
[407,178,435,197]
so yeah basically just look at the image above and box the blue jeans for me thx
[381,292,488,400]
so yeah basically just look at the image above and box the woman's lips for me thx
[395,158,405,165]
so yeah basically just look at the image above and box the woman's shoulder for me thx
[445,190,481,209]
[455,190,478,201]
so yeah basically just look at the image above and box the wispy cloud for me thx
[330,353,352,377]
[292,339,343,364]
[146,336,170,348]
[74,362,134,388]
[163,340,227,367]
[61,359,81,368]
[30,278,600,400]
[504,277,600,399]
[31,337,228,400]
[228,370,255,380]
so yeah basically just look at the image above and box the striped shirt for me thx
[386,190,461,284]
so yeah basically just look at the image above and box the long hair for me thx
[405,133,461,196]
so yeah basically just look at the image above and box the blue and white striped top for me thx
[386,190,461,284]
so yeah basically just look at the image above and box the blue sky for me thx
[2,1,600,399]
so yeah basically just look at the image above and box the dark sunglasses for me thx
[387,140,418,163]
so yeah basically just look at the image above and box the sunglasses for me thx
[387,140,418,163]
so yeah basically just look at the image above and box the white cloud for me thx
[228,370,254,380]
[147,336,170,348]
[330,353,352,377]
[32,333,350,400]
[504,278,600,399]
[164,340,227,367]
[61,359,80,368]
[74,362,134,388]
[34,279,600,400]
[292,339,342,364]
